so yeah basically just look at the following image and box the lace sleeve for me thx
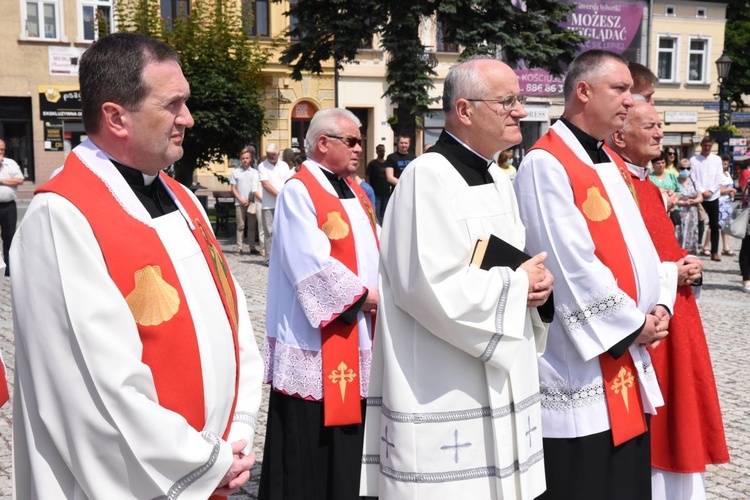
[294,260,365,328]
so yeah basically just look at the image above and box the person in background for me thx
[496,149,517,181]
[664,147,679,176]
[258,143,292,265]
[740,183,750,293]
[352,172,376,207]
[690,136,725,261]
[716,154,738,256]
[737,159,750,191]
[650,152,681,227]
[11,32,263,498]
[384,135,416,187]
[0,138,25,276]
[282,147,295,167]
[675,158,704,254]
[230,147,262,255]
[628,61,656,104]
[365,144,390,223]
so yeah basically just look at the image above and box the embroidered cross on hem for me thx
[525,415,538,448]
[381,426,395,459]
[441,429,471,464]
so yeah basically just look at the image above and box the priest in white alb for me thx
[514,50,677,500]
[11,33,263,499]
[361,57,554,499]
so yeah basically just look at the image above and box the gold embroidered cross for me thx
[328,361,357,402]
[610,366,635,412]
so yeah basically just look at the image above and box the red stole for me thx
[530,130,647,446]
[37,152,240,439]
[290,165,378,426]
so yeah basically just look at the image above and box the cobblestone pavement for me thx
[0,230,748,499]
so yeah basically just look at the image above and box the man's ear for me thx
[576,81,590,104]
[455,98,473,126]
[101,102,128,139]
[611,129,626,149]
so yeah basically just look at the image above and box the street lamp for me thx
[715,51,733,155]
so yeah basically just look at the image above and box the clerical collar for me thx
[317,164,355,199]
[109,159,159,186]
[110,159,177,216]
[559,117,610,164]
[429,130,494,186]
[444,131,493,166]
[624,161,650,181]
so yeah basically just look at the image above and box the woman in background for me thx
[675,158,703,254]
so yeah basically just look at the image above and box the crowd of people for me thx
[1,31,748,500]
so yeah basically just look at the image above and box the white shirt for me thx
[229,165,260,206]
[689,153,724,201]
[0,157,24,202]
[258,159,292,210]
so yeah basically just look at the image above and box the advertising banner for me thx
[515,0,644,97]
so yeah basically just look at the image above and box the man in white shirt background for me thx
[0,138,24,276]
[690,136,725,261]
[258,142,291,264]
[230,147,262,255]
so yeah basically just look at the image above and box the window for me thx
[79,0,113,42]
[288,0,299,41]
[161,0,189,31]
[24,0,61,40]
[436,19,458,53]
[696,7,706,18]
[358,36,373,50]
[665,5,675,16]
[243,0,269,37]
[657,36,678,82]
[687,38,709,83]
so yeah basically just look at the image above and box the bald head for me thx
[442,57,528,158]
[607,100,663,167]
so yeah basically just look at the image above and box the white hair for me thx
[305,108,361,157]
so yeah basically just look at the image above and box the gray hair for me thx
[305,108,362,157]
[442,56,496,114]
[563,50,628,103]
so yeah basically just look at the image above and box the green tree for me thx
[723,0,750,109]
[275,0,583,144]
[116,0,270,185]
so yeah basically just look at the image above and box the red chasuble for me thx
[290,165,378,426]
[629,171,730,472]
[531,130,648,446]
[37,152,241,440]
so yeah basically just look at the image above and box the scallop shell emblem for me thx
[582,187,612,222]
[322,211,350,240]
[125,265,180,326]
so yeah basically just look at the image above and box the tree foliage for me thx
[116,0,270,185]
[275,0,583,142]
[723,0,750,109]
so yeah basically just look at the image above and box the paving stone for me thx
[1,231,749,499]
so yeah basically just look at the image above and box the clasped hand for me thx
[520,251,554,308]
[213,439,256,496]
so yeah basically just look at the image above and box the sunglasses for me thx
[326,135,362,148]
[667,152,676,155]
[678,167,691,170]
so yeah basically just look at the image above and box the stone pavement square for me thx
[0,233,748,499]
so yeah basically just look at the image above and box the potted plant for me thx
[705,124,739,143]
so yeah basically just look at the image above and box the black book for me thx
[471,234,555,323]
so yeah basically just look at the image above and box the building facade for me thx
[0,0,730,196]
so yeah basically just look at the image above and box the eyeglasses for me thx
[326,135,362,148]
[466,95,528,111]
[678,167,691,170]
